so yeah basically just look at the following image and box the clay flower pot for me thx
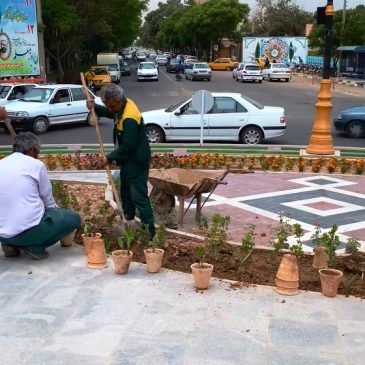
[60,229,76,247]
[82,233,107,269]
[275,254,299,296]
[312,246,329,269]
[191,263,214,290]
[112,250,133,275]
[319,269,343,297]
[144,248,164,273]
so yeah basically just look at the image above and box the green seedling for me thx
[291,223,304,258]
[117,226,134,255]
[345,237,361,255]
[205,213,230,260]
[150,224,166,252]
[195,246,206,268]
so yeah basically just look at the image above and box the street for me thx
[1,66,364,147]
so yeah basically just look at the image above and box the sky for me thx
[147,0,364,14]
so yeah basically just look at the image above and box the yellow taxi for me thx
[208,58,239,71]
[84,66,111,90]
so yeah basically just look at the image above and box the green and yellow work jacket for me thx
[94,99,151,179]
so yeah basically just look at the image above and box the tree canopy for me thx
[250,0,312,36]
[41,0,147,81]
[142,0,249,58]
[308,6,365,58]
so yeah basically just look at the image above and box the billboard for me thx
[242,37,308,64]
[0,0,40,77]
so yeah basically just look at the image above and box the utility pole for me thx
[36,0,46,81]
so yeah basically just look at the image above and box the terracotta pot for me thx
[144,248,164,273]
[191,263,214,290]
[60,229,76,247]
[319,269,343,297]
[112,250,133,275]
[82,233,107,269]
[313,246,329,269]
[275,254,299,295]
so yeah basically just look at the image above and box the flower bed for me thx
[2,152,363,175]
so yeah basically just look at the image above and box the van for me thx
[96,53,121,83]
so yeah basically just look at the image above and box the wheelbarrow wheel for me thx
[150,188,175,214]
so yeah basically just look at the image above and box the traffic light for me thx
[314,6,327,25]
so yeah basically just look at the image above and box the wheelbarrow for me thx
[148,168,229,225]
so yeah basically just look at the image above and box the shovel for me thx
[80,73,127,230]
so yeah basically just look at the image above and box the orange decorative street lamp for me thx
[306,0,335,155]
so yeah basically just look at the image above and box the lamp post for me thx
[306,0,335,155]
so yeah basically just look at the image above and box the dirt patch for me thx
[60,183,365,298]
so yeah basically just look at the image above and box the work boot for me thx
[21,247,49,260]
[1,243,21,257]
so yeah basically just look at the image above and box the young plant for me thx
[150,224,166,252]
[291,223,304,258]
[240,223,256,259]
[195,245,206,268]
[83,223,90,236]
[137,223,151,246]
[205,214,230,260]
[345,237,361,255]
[272,214,292,256]
[104,238,112,254]
[311,224,341,268]
[196,214,208,230]
[117,226,134,255]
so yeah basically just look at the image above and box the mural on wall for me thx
[0,0,40,77]
[242,37,308,64]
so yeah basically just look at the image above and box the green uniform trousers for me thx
[0,209,80,254]
[120,169,155,237]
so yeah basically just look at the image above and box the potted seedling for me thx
[144,224,166,273]
[235,224,256,281]
[311,224,330,269]
[81,223,107,269]
[272,215,304,296]
[191,245,214,290]
[112,226,134,275]
[314,224,343,297]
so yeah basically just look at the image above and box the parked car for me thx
[236,63,263,83]
[0,83,38,106]
[208,58,238,71]
[142,92,285,144]
[84,66,111,90]
[137,62,159,81]
[262,63,291,82]
[166,58,180,73]
[334,105,365,138]
[156,55,168,66]
[232,63,244,79]
[184,62,211,81]
[119,61,131,76]
[6,84,103,134]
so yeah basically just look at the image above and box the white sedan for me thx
[262,63,291,82]
[142,92,286,144]
[137,62,158,81]
[6,84,103,134]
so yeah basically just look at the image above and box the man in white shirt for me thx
[0,128,80,259]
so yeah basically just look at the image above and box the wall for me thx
[242,37,308,64]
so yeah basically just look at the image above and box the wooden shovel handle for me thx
[80,73,125,223]
[3,116,17,140]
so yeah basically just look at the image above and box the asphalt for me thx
[1,169,365,364]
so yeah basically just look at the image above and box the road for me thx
[1,65,364,147]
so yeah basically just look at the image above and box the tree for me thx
[308,7,365,71]
[156,0,249,58]
[251,0,312,36]
[255,42,261,58]
[42,0,147,82]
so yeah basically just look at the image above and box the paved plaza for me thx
[1,170,364,364]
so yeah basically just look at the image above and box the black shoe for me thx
[21,247,49,260]
[1,244,21,257]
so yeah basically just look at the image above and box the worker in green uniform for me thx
[86,84,155,238]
